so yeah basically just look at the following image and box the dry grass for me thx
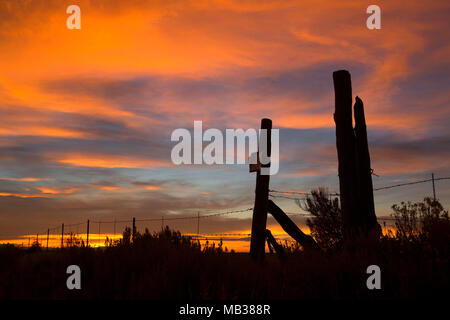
[0,226,448,300]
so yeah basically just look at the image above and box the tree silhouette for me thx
[391,197,450,249]
[297,188,343,251]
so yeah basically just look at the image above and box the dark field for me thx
[0,227,448,300]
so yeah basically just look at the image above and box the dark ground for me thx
[0,228,448,300]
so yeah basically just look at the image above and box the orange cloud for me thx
[0,0,445,137]
[54,153,168,169]
[95,185,121,191]
[371,146,450,175]
[90,183,164,192]
[144,185,164,191]
[276,109,425,131]
[277,113,332,129]
[0,0,448,240]
[0,126,89,139]
[0,192,52,198]
[279,169,332,178]
[0,177,53,182]
[34,186,81,195]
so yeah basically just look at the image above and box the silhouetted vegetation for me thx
[388,197,450,251]
[297,188,343,251]
[0,198,448,300]
[65,232,85,248]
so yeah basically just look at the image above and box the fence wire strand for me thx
[1,175,449,245]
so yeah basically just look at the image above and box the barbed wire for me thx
[0,207,253,239]
[269,194,307,201]
[373,177,450,191]
[1,175,449,244]
[269,176,450,196]
[191,233,251,237]
[63,222,85,228]
[269,189,340,196]
[90,207,253,224]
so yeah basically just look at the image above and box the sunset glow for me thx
[0,0,449,246]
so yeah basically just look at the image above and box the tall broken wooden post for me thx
[354,97,379,235]
[333,70,360,240]
[333,70,380,241]
[250,118,272,260]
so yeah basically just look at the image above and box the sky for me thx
[0,0,449,249]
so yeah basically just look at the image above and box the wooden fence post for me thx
[333,70,380,240]
[132,217,136,242]
[98,221,101,245]
[354,96,379,235]
[86,219,90,247]
[61,223,64,248]
[46,228,49,250]
[197,211,200,235]
[333,70,361,241]
[250,118,272,260]
[432,173,436,201]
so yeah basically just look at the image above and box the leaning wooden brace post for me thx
[250,118,272,260]
[268,200,319,251]
[333,70,360,241]
[265,229,286,260]
[354,97,380,236]
[266,237,274,254]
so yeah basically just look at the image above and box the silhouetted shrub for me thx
[27,240,41,253]
[297,188,343,251]
[391,197,450,251]
[0,218,448,300]
[65,232,84,248]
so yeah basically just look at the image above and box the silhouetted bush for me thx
[27,240,41,253]
[297,188,343,251]
[0,208,448,300]
[390,197,450,251]
[65,232,84,248]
